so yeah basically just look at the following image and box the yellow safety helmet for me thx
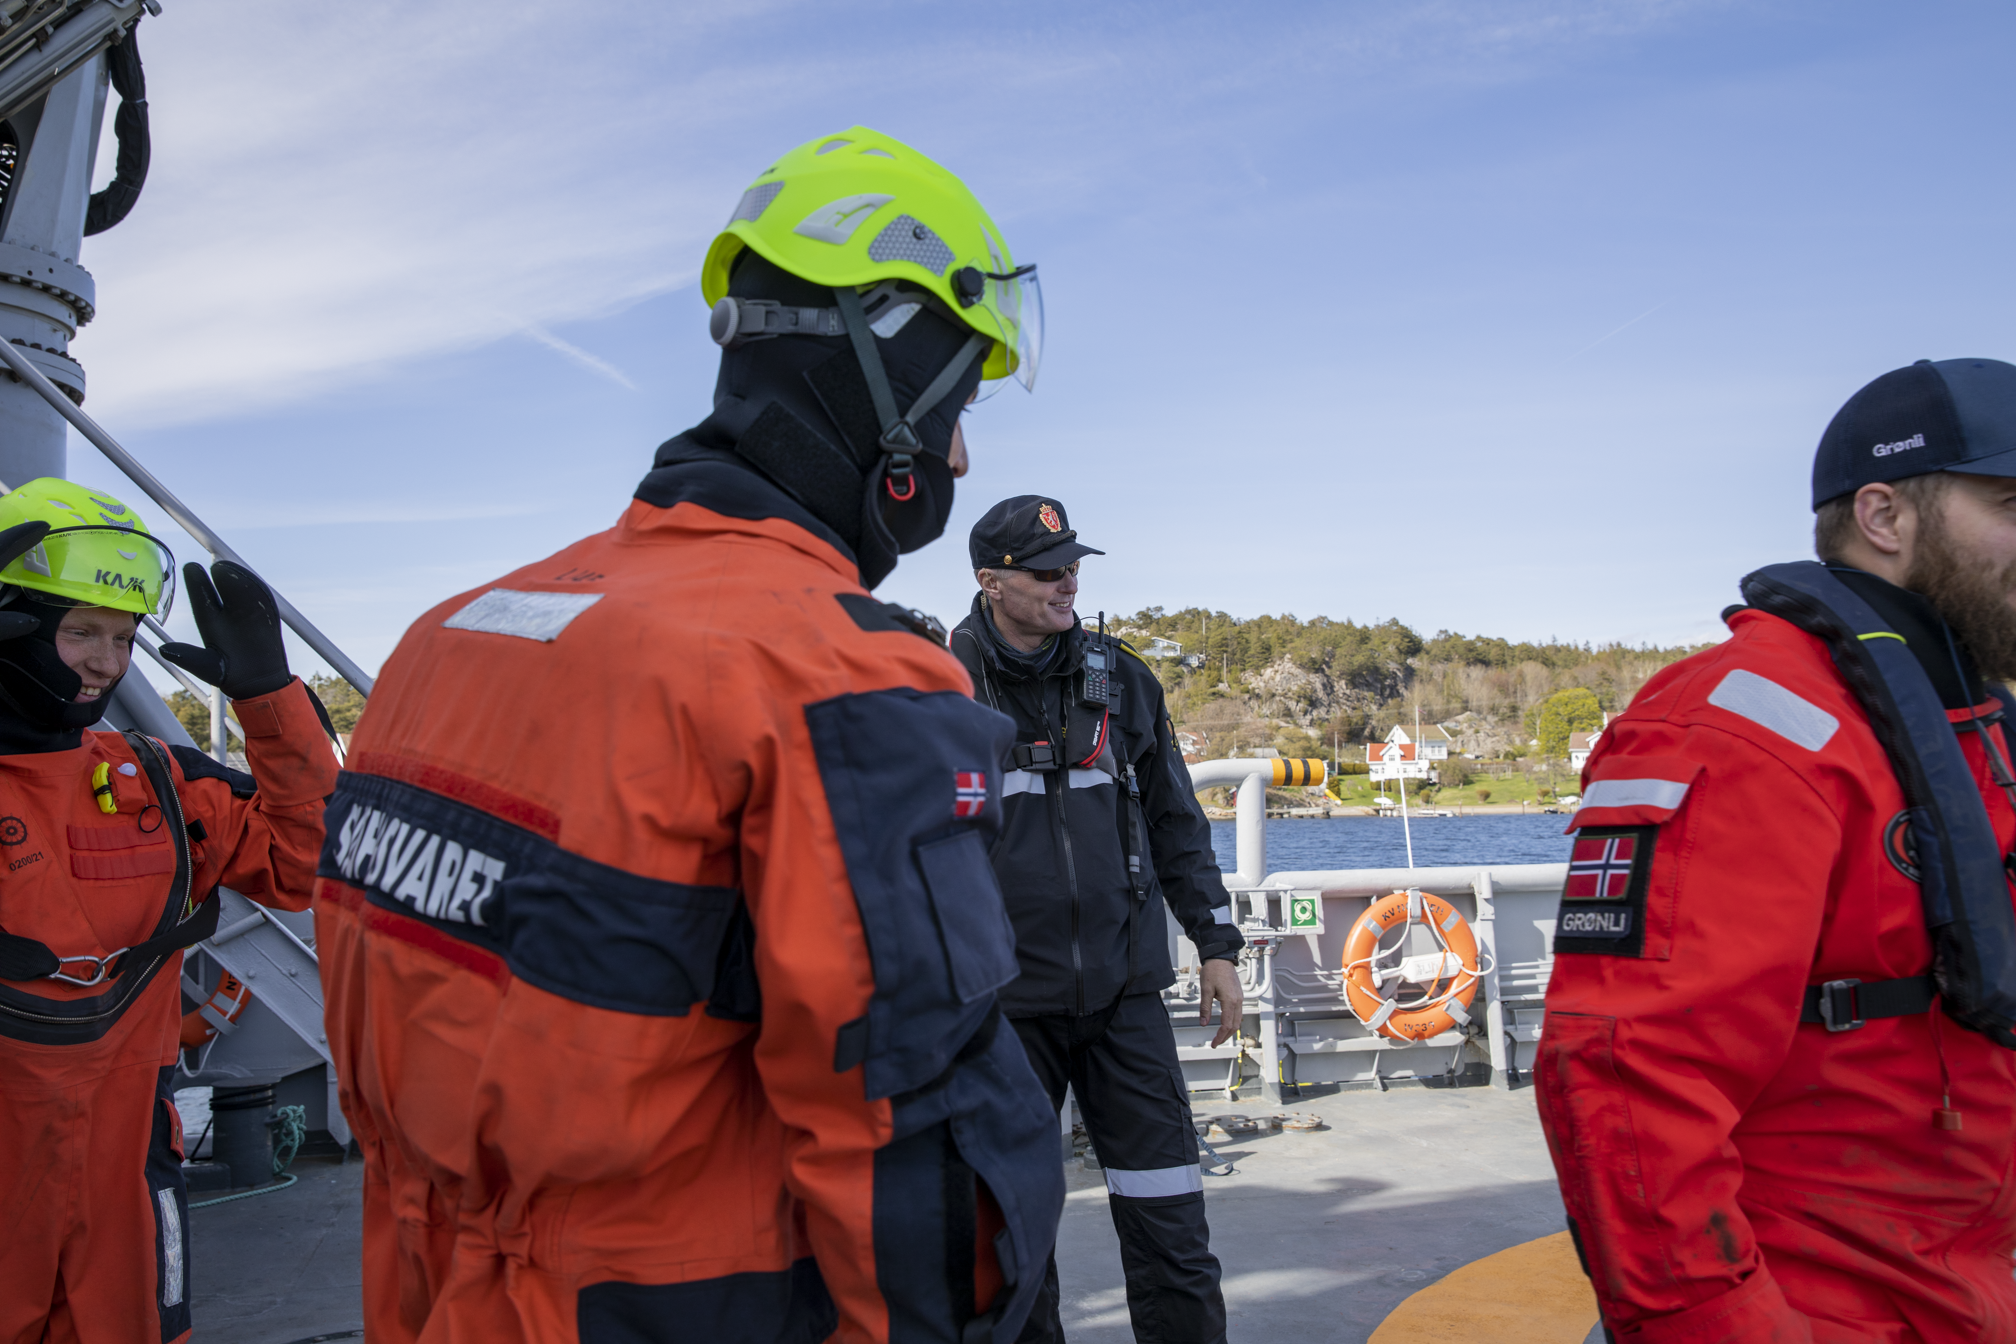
[0,477,175,618]
[702,126,1041,390]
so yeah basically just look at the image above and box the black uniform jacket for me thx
[951,597,1243,1018]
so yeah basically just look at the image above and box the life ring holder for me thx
[1342,888,1487,1042]
[180,969,251,1050]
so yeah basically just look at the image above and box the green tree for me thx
[161,693,222,745]
[308,674,367,734]
[1536,688,1603,760]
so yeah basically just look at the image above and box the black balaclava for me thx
[683,251,985,588]
[0,587,117,752]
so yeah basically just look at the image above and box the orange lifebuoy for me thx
[1342,889,1481,1042]
[180,971,251,1048]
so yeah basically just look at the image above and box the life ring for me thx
[180,971,251,1049]
[1342,889,1482,1042]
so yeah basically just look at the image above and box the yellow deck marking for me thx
[1368,1231,1598,1343]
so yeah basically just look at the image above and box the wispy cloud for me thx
[519,324,637,390]
[217,501,548,528]
[70,0,1721,430]
[1566,301,1669,361]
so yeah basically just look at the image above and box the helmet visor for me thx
[971,264,1042,399]
[3,525,176,618]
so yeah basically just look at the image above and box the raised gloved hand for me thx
[160,560,292,700]
[0,520,51,642]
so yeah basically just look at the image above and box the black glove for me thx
[160,560,292,700]
[0,520,51,642]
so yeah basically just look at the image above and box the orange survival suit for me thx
[316,455,1065,1344]
[0,680,335,1344]
[1538,574,2016,1343]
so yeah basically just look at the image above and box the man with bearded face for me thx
[0,478,335,1343]
[1536,358,2016,1343]
[314,127,1064,1344]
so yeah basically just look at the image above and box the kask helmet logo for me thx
[1037,503,1062,533]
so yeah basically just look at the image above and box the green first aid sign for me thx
[1285,894,1323,932]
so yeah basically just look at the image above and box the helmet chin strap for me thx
[832,285,987,502]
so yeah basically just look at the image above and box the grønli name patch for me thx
[1555,826,1656,957]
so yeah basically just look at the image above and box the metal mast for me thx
[0,0,153,486]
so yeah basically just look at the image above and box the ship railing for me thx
[0,337,362,1139]
[1176,758,1564,1099]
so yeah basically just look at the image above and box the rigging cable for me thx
[83,20,148,236]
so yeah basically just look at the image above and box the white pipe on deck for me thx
[1184,758,1278,889]
[1185,759,1283,789]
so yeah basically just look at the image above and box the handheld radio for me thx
[1080,611,1114,708]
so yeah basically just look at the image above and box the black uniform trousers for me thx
[1010,992,1226,1344]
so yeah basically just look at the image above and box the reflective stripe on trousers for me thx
[1104,1163,1205,1199]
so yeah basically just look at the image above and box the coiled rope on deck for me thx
[188,1104,308,1209]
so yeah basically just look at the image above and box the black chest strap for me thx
[1800,975,1937,1032]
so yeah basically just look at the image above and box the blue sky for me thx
[63,0,2016,689]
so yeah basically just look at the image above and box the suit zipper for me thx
[1052,681,1085,1015]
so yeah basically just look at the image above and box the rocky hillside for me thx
[1111,607,1703,761]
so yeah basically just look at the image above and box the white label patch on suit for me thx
[1706,669,1839,752]
[1580,778,1692,810]
[443,589,602,643]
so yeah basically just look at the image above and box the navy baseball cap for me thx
[969,495,1105,571]
[1812,358,2016,509]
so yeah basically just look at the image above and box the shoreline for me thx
[1203,802,1564,820]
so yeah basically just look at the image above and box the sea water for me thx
[1209,813,1574,874]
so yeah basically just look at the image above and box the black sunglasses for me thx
[1004,560,1080,583]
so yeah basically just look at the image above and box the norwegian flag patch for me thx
[954,772,987,818]
[1566,833,1638,900]
[1555,825,1655,957]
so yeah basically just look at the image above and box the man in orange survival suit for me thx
[0,478,335,1343]
[316,126,1065,1344]
[1538,358,2016,1343]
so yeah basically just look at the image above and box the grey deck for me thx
[188,1084,1563,1343]
[189,1157,365,1343]
[1060,1085,1564,1343]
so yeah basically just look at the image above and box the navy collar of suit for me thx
[1828,566,1985,710]
[634,430,861,578]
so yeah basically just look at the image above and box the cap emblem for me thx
[1873,433,1925,458]
[1037,503,1062,532]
